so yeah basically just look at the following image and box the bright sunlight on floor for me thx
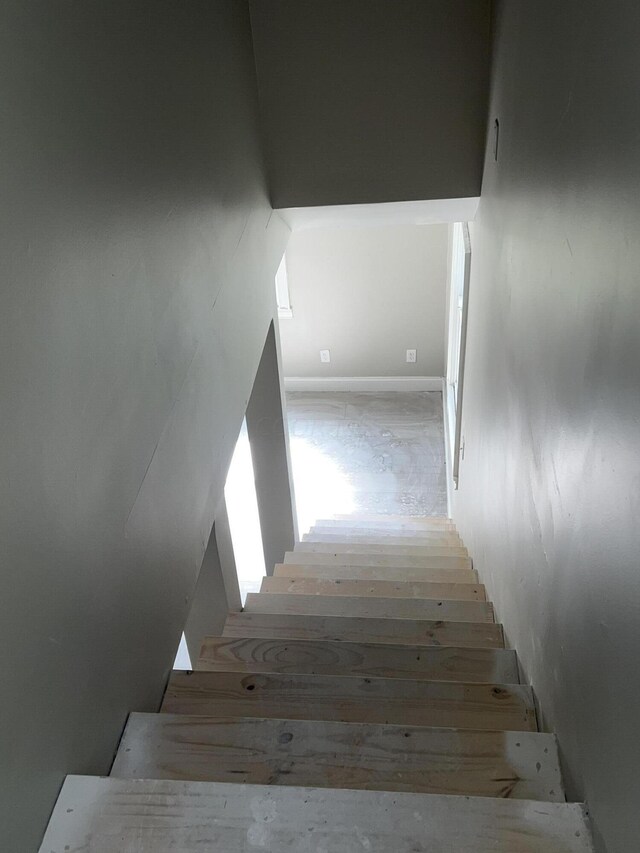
[286,391,447,534]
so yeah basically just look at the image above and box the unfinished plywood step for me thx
[315,515,456,526]
[276,562,478,584]
[296,541,466,556]
[302,535,467,550]
[306,524,462,538]
[308,521,459,538]
[311,520,456,533]
[330,513,455,527]
[244,592,494,623]
[262,574,487,600]
[305,528,464,545]
[162,670,535,730]
[284,550,472,570]
[197,636,520,683]
[112,713,561,800]
[223,611,503,648]
[40,777,594,853]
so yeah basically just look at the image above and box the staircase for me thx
[40,515,594,852]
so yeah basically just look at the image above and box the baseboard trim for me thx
[284,376,444,393]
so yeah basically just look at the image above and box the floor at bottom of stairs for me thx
[285,391,448,522]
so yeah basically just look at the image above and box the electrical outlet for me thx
[320,349,331,363]
[406,349,417,363]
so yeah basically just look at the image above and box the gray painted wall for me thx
[280,224,448,377]
[246,322,298,570]
[453,3,640,851]
[249,0,491,208]
[0,3,289,849]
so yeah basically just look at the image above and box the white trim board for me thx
[284,376,444,393]
[442,377,455,518]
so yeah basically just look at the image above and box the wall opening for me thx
[224,418,267,603]
[173,632,192,669]
[275,254,293,320]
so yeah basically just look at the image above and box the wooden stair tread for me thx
[295,542,467,557]
[309,523,458,536]
[273,563,478,586]
[306,525,462,537]
[305,531,464,545]
[162,670,534,730]
[222,611,504,648]
[41,776,594,852]
[302,536,467,551]
[244,592,495,622]
[284,551,473,569]
[261,575,487,600]
[197,636,520,683]
[112,712,562,801]
[329,513,454,525]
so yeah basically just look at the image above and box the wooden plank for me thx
[40,776,595,853]
[303,535,467,551]
[113,713,562,801]
[223,611,503,648]
[197,636,520,683]
[316,522,458,533]
[330,513,455,526]
[261,574,487,600]
[244,592,494,623]
[162,671,535,731]
[308,524,461,537]
[285,550,473,569]
[307,527,463,543]
[276,563,478,584]
[296,541,466,555]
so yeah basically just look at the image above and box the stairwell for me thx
[40,515,594,851]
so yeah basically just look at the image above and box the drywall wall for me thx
[249,0,491,207]
[453,2,640,851]
[246,322,298,571]
[279,224,448,378]
[0,2,289,849]
[183,519,230,664]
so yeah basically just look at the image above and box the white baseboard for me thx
[284,376,444,393]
